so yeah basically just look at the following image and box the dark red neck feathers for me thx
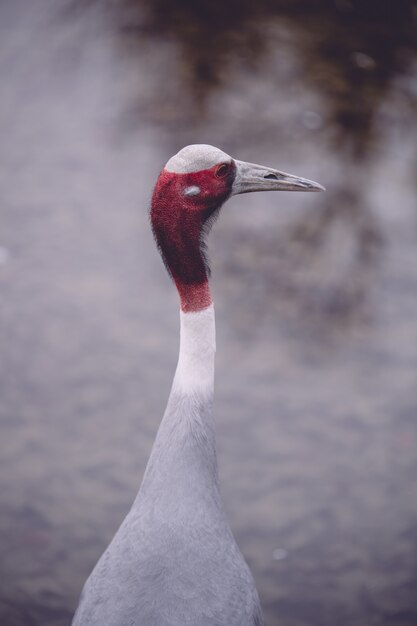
[151,164,235,312]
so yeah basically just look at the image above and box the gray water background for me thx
[1,1,417,624]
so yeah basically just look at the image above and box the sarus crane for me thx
[72,144,324,626]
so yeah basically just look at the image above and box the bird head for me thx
[151,144,324,311]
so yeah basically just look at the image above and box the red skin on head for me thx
[151,162,236,312]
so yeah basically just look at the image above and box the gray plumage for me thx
[72,390,264,626]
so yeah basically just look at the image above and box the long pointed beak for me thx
[232,160,325,195]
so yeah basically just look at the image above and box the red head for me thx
[151,144,325,312]
[151,146,236,312]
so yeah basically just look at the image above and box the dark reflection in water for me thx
[1,0,417,625]
[116,0,417,145]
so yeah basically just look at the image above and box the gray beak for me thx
[232,159,325,195]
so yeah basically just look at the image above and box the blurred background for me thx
[1,0,417,624]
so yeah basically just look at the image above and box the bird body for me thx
[72,145,323,625]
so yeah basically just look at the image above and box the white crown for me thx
[165,144,231,174]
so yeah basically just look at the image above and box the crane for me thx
[72,144,324,626]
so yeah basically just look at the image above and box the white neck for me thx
[138,304,219,509]
[172,304,216,396]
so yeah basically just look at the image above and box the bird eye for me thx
[215,163,229,178]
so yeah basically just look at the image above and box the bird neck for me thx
[173,303,216,394]
[176,280,212,313]
[139,304,219,510]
